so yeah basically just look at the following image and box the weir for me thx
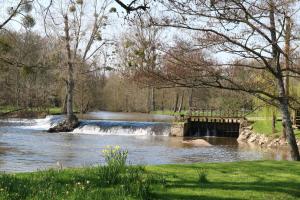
[172,109,247,138]
[184,121,240,138]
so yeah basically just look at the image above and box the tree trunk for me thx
[151,87,155,111]
[173,92,179,112]
[272,111,276,134]
[15,70,20,108]
[283,16,292,139]
[278,79,300,161]
[269,1,299,160]
[188,88,194,111]
[178,91,184,113]
[64,14,76,122]
[62,91,67,114]
[161,90,165,111]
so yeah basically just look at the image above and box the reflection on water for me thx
[0,111,292,172]
[80,111,174,122]
[0,132,291,172]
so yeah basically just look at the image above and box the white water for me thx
[72,120,170,136]
[0,115,64,130]
[72,124,170,136]
[0,115,171,136]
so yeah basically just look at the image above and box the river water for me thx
[0,111,290,172]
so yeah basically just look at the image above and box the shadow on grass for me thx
[151,193,241,200]
[157,179,300,199]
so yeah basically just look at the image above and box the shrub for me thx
[97,146,128,185]
[197,168,209,185]
[98,146,162,199]
[103,145,128,168]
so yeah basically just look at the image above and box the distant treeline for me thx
[0,31,254,114]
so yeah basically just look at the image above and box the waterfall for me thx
[1,116,171,136]
[72,120,170,136]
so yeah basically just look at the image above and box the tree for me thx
[135,0,300,160]
[43,0,113,130]
[119,17,162,112]
[0,0,34,30]
[114,0,149,13]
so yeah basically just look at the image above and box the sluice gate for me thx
[184,121,240,138]
[174,109,247,138]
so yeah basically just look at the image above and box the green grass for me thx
[0,106,62,116]
[48,107,62,115]
[148,161,300,200]
[0,106,16,113]
[1,161,300,200]
[151,110,189,116]
[252,120,300,139]
[252,120,283,137]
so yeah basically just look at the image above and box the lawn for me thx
[1,161,300,200]
[0,106,16,114]
[0,106,62,116]
[48,107,63,115]
[252,119,300,139]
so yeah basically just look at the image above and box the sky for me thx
[0,0,140,70]
[3,0,300,66]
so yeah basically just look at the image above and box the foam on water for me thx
[72,120,170,136]
[0,115,64,130]
[0,116,171,135]
[31,115,64,130]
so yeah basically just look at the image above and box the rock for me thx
[258,136,267,146]
[279,138,287,146]
[249,134,258,143]
[237,128,252,141]
[48,115,79,133]
[239,120,248,128]
[182,139,212,147]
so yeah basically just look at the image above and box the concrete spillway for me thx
[184,121,240,138]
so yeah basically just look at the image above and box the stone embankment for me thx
[238,126,300,148]
[170,123,185,137]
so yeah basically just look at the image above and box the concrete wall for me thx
[170,123,185,137]
[171,121,241,138]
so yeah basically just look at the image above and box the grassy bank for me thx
[1,161,300,200]
[252,120,300,139]
[0,106,62,117]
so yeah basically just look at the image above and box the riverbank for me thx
[239,126,300,148]
[0,107,62,118]
[0,161,299,200]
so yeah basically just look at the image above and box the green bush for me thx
[98,146,164,199]
[98,145,128,185]
[197,168,209,185]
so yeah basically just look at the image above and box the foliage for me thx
[97,146,162,199]
[22,15,35,28]
[103,145,128,168]
[99,145,128,185]
[197,168,209,185]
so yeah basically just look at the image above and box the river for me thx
[0,111,290,172]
